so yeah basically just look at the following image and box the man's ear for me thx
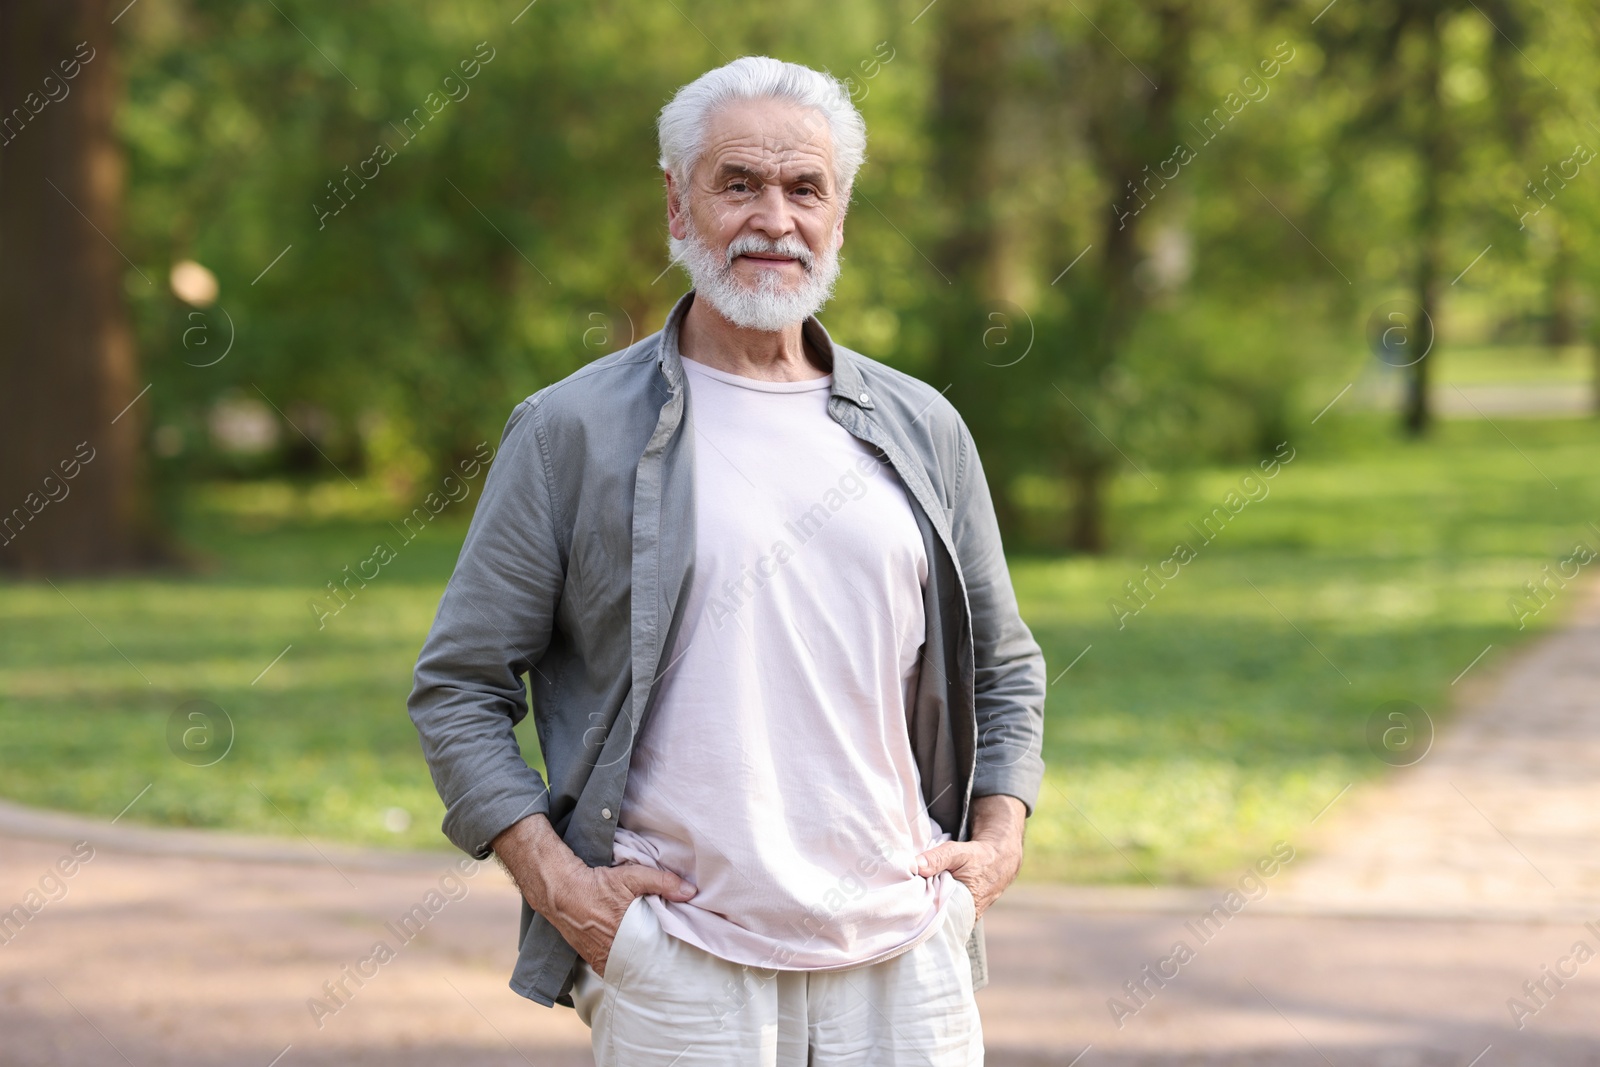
[665,170,689,240]
[834,209,846,252]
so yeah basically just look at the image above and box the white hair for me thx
[658,56,868,202]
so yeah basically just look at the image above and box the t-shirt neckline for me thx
[681,355,833,394]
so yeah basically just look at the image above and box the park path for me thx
[1275,575,1600,919]
[1433,383,1592,419]
[5,584,1600,1064]
[1350,377,1593,419]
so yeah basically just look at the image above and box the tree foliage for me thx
[7,0,1589,567]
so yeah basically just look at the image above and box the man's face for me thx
[667,98,846,332]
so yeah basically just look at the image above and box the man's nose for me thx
[746,184,797,239]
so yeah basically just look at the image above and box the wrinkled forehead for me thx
[694,100,836,185]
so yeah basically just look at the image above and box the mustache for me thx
[725,234,815,271]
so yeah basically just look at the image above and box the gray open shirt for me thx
[409,290,1047,1007]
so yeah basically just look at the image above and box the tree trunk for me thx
[1547,224,1576,350]
[1591,319,1600,416]
[1064,457,1108,555]
[1055,2,1189,552]
[927,0,1020,531]
[1404,265,1438,436]
[0,0,154,573]
[1402,12,1447,438]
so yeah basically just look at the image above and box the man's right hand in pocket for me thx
[491,814,697,977]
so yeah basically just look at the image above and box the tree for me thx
[925,0,1024,533]
[116,0,901,497]
[0,0,157,573]
[1037,0,1196,553]
[1313,0,1533,436]
[926,0,1315,552]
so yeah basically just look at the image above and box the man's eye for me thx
[729,181,750,193]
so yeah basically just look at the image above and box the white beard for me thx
[669,220,841,333]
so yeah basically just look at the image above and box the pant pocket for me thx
[572,958,602,1028]
[603,894,650,989]
[949,878,977,938]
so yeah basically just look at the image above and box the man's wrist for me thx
[491,813,584,913]
[970,793,1027,851]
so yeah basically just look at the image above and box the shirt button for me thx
[601,807,613,820]
[859,392,870,404]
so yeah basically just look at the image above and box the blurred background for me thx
[5,0,1600,1062]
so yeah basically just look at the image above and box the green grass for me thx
[0,480,507,853]
[2,414,1598,885]
[1020,413,1600,883]
[1432,343,1592,385]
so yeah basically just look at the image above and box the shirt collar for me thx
[658,290,874,411]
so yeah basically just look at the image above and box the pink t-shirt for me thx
[611,354,962,971]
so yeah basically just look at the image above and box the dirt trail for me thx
[6,588,1600,1063]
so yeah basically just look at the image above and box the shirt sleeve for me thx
[948,415,1048,816]
[408,397,564,858]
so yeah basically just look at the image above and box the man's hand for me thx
[491,814,696,978]
[913,794,1026,921]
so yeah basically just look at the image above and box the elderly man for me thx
[409,55,1046,1066]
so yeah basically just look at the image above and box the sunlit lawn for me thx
[2,412,1597,885]
[1021,411,1598,882]
[1431,343,1592,385]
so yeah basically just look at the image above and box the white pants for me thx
[571,879,985,1066]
